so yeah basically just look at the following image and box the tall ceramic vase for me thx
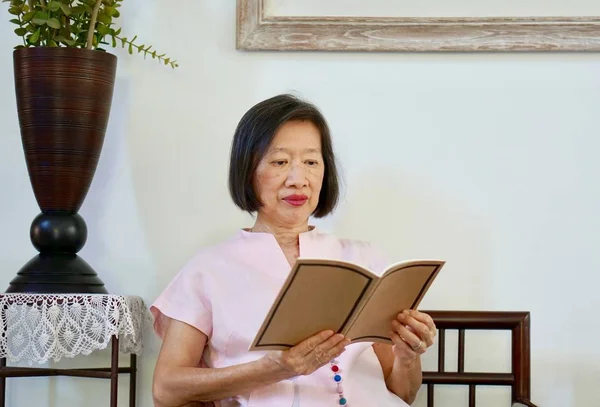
[6,47,117,294]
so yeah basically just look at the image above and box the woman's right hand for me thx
[264,330,351,378]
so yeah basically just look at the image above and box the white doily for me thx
[0,294,153,365]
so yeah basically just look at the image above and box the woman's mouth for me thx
[283,194,308,207]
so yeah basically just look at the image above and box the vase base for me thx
[5,253,108,294]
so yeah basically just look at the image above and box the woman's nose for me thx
[285,164,307,187]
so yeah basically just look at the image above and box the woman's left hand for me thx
[390,309,436,363]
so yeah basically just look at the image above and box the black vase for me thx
[6,47,117,294]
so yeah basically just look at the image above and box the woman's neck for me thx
[251,217,309,248]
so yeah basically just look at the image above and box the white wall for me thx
[1,1,599,406]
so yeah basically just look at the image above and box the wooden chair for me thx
[421,311,537,407]
[188,310,538,407]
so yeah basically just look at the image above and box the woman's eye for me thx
[272,160,287,166]
[306,160,319,166]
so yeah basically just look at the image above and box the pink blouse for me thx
[151,227,408,407]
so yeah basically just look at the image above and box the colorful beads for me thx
[331,358,347,405]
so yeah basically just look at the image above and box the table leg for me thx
[0,357,5,407]
[110,336,119,407]
[129,354,137,407]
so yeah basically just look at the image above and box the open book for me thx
[249,258,445,351]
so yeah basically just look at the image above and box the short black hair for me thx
[228,94,340,218]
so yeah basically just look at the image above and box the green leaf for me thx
[32,11,48,25]
[47,18,61,29]
[60,4,72,16]
[97,23,110,35]
[14,27,27,36]
[128,42,133,54]
[8,6,21,15]
[104,6,116,16]
[56,35,76,46]
[28,27,40,43]
[33,10,49,20]
[71,6,85,14]
[48,39,58,47]
[111,36,116,47]
[97,13,111,25]
[23,11,35,22]
[47,1,61,11]
[9,18,21,24]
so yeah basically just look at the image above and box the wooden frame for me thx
[237,0,600,52]
[421,310,537,407]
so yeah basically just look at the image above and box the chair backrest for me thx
[421,310,537,407]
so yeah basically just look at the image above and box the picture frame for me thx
[237,0,600,52]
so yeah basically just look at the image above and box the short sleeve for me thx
[150,258,213,340]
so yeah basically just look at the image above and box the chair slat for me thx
[469,384,476,407]
[437,328,445,372]
[427,383,434,407]
[458,328,465,373]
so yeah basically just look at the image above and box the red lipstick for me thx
[283,194,308,207]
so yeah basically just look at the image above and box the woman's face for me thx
[253,120,325,227]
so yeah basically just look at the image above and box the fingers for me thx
[410,310,436,335]
[286,330,350,375]
[296,330,335,356]
[313,333,350,365]
[397,310,436,347]
[309,332,348,365]
[390,330,418,358]
[391,319,424,352]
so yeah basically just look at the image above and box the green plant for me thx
[3,0,178,68]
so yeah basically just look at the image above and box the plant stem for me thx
[86,0,103,50]
[62,13,70,40]
[40,0,46,7]
[19,13,26,46]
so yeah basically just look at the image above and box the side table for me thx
[0,294,152,407]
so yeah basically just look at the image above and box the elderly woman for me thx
[151,94,437,407]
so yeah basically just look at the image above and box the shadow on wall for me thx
[79,74,158,296]
[125,0,267,299]
[331,169,492,311]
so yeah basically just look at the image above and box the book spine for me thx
[342,278,380,337]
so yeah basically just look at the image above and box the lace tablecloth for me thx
[0,294,153,365]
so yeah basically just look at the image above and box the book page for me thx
[345,263,443,343]
[249,260,376,350]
